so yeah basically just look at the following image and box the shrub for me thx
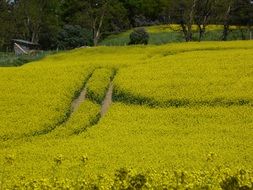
[57,25,93,50]
[129,28,149,45]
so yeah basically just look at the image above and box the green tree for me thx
[194,0,217,41]
[170,0,198,42]
[216,0,234,41]
[119,0,142,26]
[214,0,253,41]
[0,0,15,51]
[13,0,61,44]
[61,0,129,46]
[230,0,253,39]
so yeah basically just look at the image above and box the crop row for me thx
[86,68,115,104]
[0,41,253,184]
[114,48,253,107]
[0,103,252,179]
[2,165,252,189]
[0,63,95,140]
[51,100,101,137]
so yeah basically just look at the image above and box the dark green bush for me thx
[57,25,93,50]
[129,28,149,45]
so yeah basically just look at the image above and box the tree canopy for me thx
[0,0,252,50]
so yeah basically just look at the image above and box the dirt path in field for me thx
[71,87,87,112]
[101,83,113,117]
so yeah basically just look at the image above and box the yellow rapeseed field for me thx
[0,41,253,189]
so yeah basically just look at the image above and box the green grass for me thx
[0,41,253,188]
[0,51,54,67]
[100,24,252,46]
[101,31,182,46]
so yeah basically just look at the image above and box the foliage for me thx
[57,25,89,50]
[129,28,149,45]
[61,0,129,46]
[0,1,15,51]
[1,0,253,50]
[14,0,61,43]
[101,24,251,46]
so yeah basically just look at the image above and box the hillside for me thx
[100,25,250,46]
[0,41,253,189]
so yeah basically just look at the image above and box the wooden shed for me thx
[13,39,39,55]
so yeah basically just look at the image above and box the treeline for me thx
[0,0,252,50]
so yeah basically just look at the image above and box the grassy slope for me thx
[100,24,250,46]
[0,51,53,67]
[0,41,253,184]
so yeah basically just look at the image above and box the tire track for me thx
[100,83,113,117]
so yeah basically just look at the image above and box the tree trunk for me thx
[222,5,231,41]
[92,1,108,46]
[186,0,197,42]
[222,24,229,41]
[249,26,252,40]
[198,14,208,41]
[181,23,189,42]
[198,25,206,41]
[187,25,193,41]
[180,0,197,42]
[195,0,213,42]
[93,14,104,46]
[31,30,39,44]
[240,28,245,40]
[93,33,99,46]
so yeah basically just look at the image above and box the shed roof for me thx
[12,39,39,46]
